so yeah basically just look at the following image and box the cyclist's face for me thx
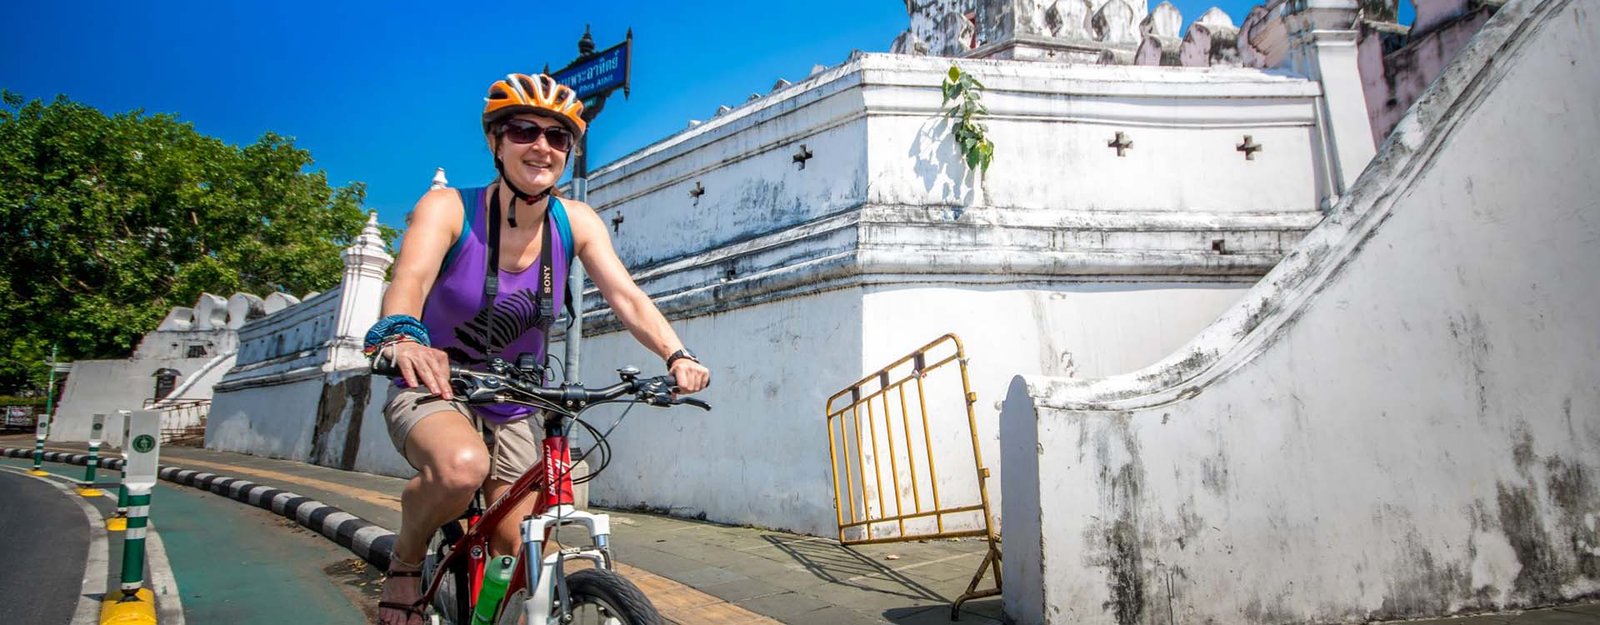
[491,114,569,191]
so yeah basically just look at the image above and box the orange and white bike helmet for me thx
[482,73,586,136]
[481,73,586,212]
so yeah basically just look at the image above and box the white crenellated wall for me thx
[1000,0,1600,620]
[52,294,256,441]
[559,38,1351,534]
[205,213,408,474]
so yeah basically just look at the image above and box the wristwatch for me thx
[666,348,699,369]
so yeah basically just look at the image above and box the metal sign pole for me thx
[102,409,161,623]
[42,343,57,434]
[567,145,587,382]
[78,414,105,498]
[551,26,631,384]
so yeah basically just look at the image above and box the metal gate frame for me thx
[824,333,1000,618]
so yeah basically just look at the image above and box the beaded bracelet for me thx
[363,334,418,361]
[364,314,430,352]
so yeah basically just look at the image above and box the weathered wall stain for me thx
[1377,534,1474,617]
[1088,416,1148,625]
[1545,457,1599,578]
[1449,312,1494,420]
[1497,482,1561,601]
[311,373,371,471]
[1199,445,1230,498]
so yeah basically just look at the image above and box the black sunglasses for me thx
[500,119,574,152]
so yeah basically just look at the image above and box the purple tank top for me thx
[419,186,570,423]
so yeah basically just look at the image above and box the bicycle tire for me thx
[495,569,662,625]
[422,527,464,624]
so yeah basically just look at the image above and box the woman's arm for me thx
[567,200,710,393]
[379,188,464,397]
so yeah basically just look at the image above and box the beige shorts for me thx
[383,385,542,483]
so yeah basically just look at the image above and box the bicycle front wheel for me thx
[495,569,662,625]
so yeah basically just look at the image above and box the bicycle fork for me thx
[518,504,614,623]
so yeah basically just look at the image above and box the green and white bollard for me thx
[119,487,153,592]
[102,410,160,625]
[27,413,49,477]
[109,410,132,531]
[77,414,105,498]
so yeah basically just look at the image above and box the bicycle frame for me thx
[418,411,617,624]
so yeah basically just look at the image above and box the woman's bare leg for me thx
[392,411,491,567]
[483,479,542,557]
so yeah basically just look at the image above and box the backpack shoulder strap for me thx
[548,198,578,322]
[549,197,576,267]
[440,187,480,273]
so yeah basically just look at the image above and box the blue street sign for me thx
[552,38,631,101]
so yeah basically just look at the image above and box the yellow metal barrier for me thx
[824,333,1000,618]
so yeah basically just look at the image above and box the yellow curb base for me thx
[78,487,105,498]
[107,516,127,531]
[27,469,50,477]
[100,588,156,625]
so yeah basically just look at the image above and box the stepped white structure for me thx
[1000,0,1600,620]
[51,290,307,441]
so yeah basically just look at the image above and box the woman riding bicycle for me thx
[368,72,711,625]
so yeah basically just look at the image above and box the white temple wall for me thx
[205,378,325,462]
[857,282,1252,534]
[860,63,1324,213]
[568,280,1250,535]
[206,214,405,473]
[554,52,1336,534]
[206,289,342,460]
[571,289,865,534]
[588,66,870,268]
[50,355,215,441]
[1000,0,1600,620]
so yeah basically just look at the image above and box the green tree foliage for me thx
[0,91,375,393]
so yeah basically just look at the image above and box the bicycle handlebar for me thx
[370,358,711,413]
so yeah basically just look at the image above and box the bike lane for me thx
[1,455,375,625]
[152,474,374,624]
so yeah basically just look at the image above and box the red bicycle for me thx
[377,357,709,625]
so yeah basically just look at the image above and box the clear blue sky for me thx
[2,0,1288,229]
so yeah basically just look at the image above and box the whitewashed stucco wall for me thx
[209,288,343,462]
[205,379,325,461]
[564,52,1336,535]
[1000,0,1600,621]
[50,355,215,441]
[569,289,864,533]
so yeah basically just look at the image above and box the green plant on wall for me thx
[941,64,994,174]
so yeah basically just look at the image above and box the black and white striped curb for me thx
[3,447,398,570]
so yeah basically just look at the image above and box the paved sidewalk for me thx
[6,435,1598,625]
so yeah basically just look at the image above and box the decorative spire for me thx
[357,211,384,248]
[579,24,596,57]
[431,167,448,189]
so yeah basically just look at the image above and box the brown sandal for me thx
[377,569,425,625]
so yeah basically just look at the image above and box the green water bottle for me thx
[471,555,517,624]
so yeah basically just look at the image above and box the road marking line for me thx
[144,528,187,625]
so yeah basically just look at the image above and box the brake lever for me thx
[674,397,712,411]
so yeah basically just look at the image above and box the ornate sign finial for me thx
[579,24,596,56]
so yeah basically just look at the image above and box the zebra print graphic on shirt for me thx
[446,287,553,364]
